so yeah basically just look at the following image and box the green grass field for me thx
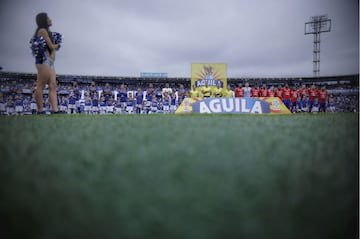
[0,113,358,239]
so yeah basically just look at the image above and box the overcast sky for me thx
[0,0,358,78]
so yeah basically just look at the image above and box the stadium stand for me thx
[0,71,358,115]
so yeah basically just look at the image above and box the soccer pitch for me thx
[0,113,358,239]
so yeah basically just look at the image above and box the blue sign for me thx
[140,72,168,78]
[192,98,271,114]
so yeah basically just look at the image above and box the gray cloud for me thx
[0,0,358,77]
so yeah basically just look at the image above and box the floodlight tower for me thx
[305,15,331,77]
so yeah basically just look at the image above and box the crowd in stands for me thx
[0,77,358,115]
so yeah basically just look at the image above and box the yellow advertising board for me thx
[191,63,227,90]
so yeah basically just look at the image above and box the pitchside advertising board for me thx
[175,97,291,114]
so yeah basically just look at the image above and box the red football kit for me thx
[235,87,244,97]
[268,89,275,97]
[251,88,260,97]
[282,88,291,100]
[299,88,308,97]
[308,88,318,101]
[275,89,283,99]
[291,90,299,102]
[318,90,328,103]
[260,88,268,97]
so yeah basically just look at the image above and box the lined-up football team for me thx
[0,80,334,115]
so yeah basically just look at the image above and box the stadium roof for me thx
[0,71,358,86]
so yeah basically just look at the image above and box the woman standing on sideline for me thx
[30,12,62,114]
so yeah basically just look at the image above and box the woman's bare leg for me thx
[35,64,50,112]
[48,68,59,112]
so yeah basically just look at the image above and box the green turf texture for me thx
[0,114,358,239]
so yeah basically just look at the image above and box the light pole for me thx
[305,15,331,77]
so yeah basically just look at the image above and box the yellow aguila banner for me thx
[191,63,227,91]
